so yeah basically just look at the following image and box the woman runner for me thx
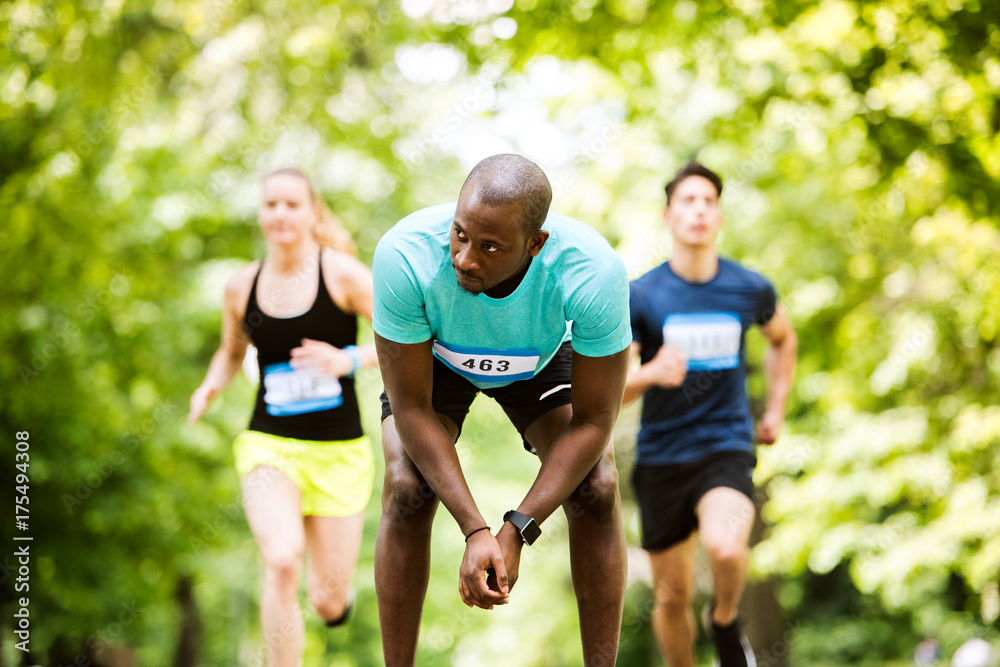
[188,168,377,666]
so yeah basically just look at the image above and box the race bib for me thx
[433,341,539,382]
[663,312,741,371]
[262,362,343,416]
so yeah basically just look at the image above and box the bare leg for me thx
[526,407,627,666]
[374,414,457,667]
[304,512,365,623]
[648,534,698,667]
[696,487,754,626]
[242,466,306,667]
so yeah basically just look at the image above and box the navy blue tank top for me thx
[243,251,363,441]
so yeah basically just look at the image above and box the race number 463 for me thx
[460,358,511,372]
[433,341,539,382]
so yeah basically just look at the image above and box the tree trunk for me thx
[173,574,202,667]
[744,484,791,667]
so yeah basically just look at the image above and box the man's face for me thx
[664,175,723,247]
[450,188,540,295]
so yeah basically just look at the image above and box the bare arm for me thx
[516,348,630,524]
[326,250,379,368]
[622,341,688,406]
[376,334,486,532]
[756,305,797,444]
[188,271,253,423]
[376,333,509,608]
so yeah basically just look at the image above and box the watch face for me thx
[522,519,541,545]
[505,511,542,545]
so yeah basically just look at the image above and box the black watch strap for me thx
[504,510,541,546]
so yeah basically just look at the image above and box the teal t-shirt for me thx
[372,203,632,389]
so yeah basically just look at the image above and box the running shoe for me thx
[702,601,756,667]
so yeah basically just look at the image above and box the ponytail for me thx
[313,202,356,255]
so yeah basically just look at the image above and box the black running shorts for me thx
[632,450,756,552]
[380,341,573,453]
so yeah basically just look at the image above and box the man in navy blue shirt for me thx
[624,163,797,667]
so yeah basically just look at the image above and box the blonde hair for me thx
[264,168,356,255]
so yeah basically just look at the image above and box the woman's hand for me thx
[188,385,219,424]
[290,338,356,377]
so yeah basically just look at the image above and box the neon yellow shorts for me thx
[233,430,375,517]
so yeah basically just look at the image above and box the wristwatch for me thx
[503,510,541,546]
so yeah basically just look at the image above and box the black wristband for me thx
[464,526,491,542]
[503,510,541,545]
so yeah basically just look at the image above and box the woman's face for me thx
[258,173,318,246]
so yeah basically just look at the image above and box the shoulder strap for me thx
[246,260,264,312]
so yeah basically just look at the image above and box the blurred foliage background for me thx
[2,0,999,664]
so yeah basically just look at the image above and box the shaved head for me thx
[459,154,552,237]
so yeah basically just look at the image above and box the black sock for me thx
[325,599,353,628]
[712,614,739,633]
[711,616,753,667]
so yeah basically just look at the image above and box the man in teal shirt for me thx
[373,154,631,665]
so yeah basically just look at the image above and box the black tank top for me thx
[243,251,363,441]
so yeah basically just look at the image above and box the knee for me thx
[565,459,619,523]
[381,464,437,524]
[263,549,302,590]
[703,539,749,571]
[654,576,693,615]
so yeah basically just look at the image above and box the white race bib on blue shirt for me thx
[663,312,741,371]
[263,362,343,416]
